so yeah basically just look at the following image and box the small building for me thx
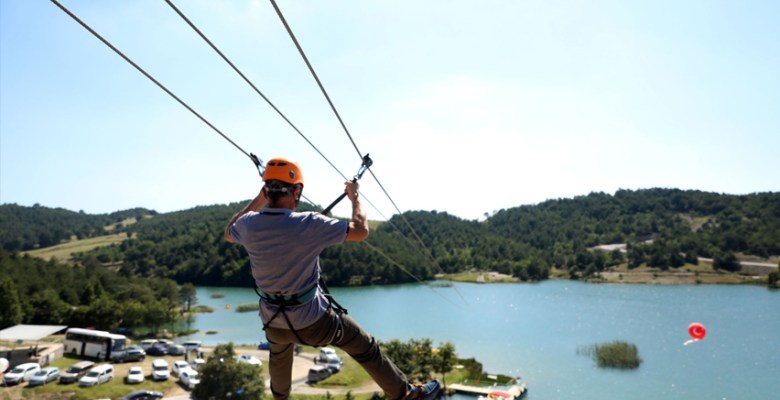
[0,324,67,368]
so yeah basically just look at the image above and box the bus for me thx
[63,328,126,361]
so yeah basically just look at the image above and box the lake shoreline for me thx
[444,261,776,286]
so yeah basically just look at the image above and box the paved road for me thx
[698,257,777,268]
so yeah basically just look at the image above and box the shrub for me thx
[578,341,642,369]
[236,303,260,312]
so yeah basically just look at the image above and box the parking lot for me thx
[0,345,302,399]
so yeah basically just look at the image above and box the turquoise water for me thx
[182,281,779,400]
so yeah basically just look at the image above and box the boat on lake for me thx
[450,383,528,400]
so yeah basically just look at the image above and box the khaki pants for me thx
[265,308,413,400]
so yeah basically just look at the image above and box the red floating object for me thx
[688,322,706,340]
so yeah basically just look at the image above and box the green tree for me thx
[627,243,645,269]
[382,339,415,376]
[410,338,434,382]
[713,251,741,272]
[382,338,437,383]
[27,289,71,324]
[80,279,105,305]
[0,275,23,328]
[73,294,123,331]
[180,283,198,312]
[768,270,780,288]
[432,342,456,388]
[143,300,178,334]
[192,343,264,400]
[152,279,180,306]
[120,300,148,328]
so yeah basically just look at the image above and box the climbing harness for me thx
[322,153,373,216]
[254,277,348,347]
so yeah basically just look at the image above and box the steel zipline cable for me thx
[161,0,394,221]
[47,0,325,205]
[268,0,363,160]
[50,0,454,302]
[164,0,465,301]
[269,0,469,305]
[50,0,249,161]
[162,0,345,185]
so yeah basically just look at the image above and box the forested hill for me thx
[487,189,780,258]
[2,189,778,286]
[0,204,155,251]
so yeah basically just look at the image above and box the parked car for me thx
[151,359,170,381]
[120,390,164,400]
[27,367,60,387]
[59,361,95,384]
[182,341,202,351]
[257,342,300,353]
[314,347,342,363]
[125,366,145,384]
[115,327,134,337]
[165,344,185,356]
[3,363,40,385]
[179,369,200,390]
[139,339,159,351]
[190,358,205,370]
[315,347,343,372]
[112,347,146,363]
[145,344,169,356]
[320,357,343,373]
[307,365,331,383]
[79,364,114,387]
[172,360,190,376]
[236,354,263,368]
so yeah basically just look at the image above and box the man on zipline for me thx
[224,157,441,400]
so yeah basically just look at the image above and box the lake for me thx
[181,281,778,400]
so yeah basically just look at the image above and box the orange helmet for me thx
[262,158,304,185]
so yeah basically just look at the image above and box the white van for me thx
[3,363,41,385]
[151,359,170,381]
[319,347,342,362]
[190,358,205,371]
[182,340,202,350]
[139,339,160,350]
[79,364,114,387]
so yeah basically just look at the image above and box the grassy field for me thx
[103,218,139,232]
[23,233,129,263]
[22,218,141,263]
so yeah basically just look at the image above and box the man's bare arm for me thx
[344,181,368,242]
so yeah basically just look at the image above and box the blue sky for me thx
[1,0,778,221]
